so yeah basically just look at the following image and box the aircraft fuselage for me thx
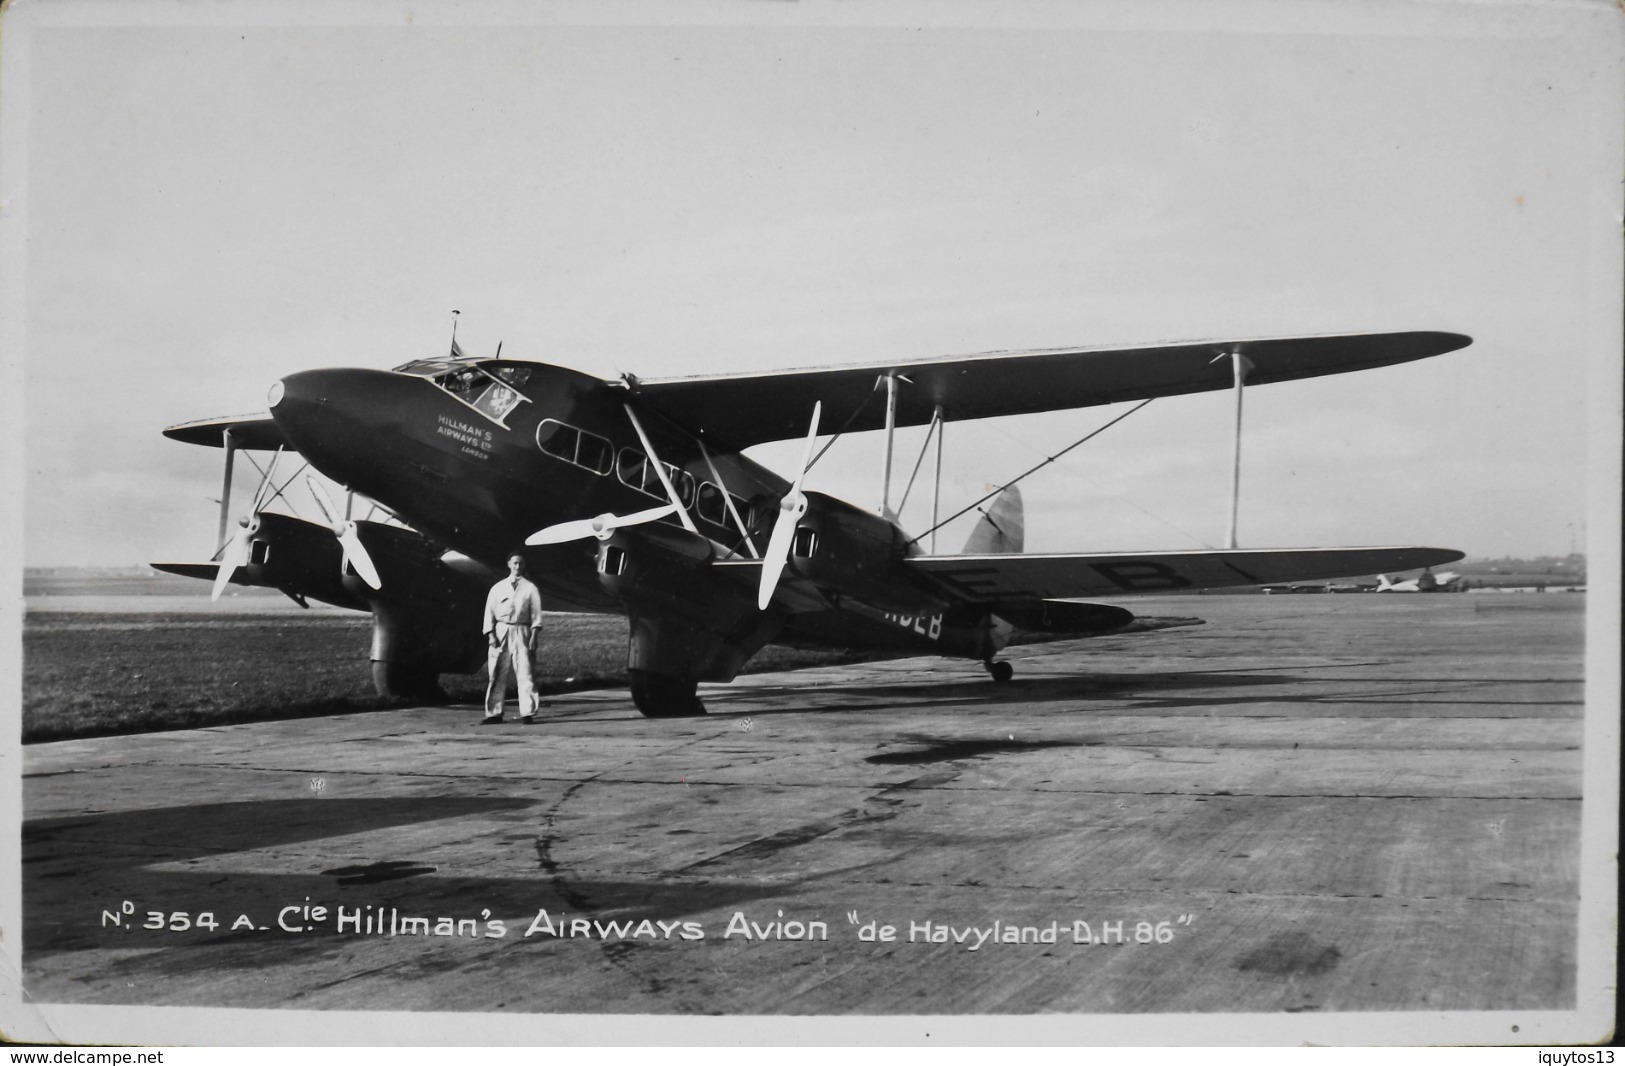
[269,359,789,612]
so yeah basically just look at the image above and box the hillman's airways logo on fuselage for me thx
[436,414,493,460]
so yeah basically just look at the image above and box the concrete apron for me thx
[22,595,1583,1015]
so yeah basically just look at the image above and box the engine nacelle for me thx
[595,525,779,682]
[783,492,950,616]
[164,512,493,701]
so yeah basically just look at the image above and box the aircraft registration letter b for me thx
[1089,561,1192,592]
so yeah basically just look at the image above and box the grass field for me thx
[22,610,1198,743]
[20,612,892,743]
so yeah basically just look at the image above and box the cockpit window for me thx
[393,359,455,378]
[442,367,486,395]
[471,379,523,421]
[391,358,532,427]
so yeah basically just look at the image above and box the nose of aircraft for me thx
[268,368,412,488]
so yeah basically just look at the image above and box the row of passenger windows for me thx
[537,420,615,476]
[535,419,751,531]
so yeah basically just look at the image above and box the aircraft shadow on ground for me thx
[23,797,538,861]
[24,797,786,966]
[707,668,1332,716]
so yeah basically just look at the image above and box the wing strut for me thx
[895,404,942,520]
[217,428,237,550]
[624,405,700,536]
[1214,351,1254,549]
[699,441,760,558]
[879,372,901,517]
[932,405,944,554]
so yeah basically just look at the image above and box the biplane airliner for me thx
[1376,568,1463,592]
[155,330,1470,717]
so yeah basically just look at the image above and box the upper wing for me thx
[627,331,1470,450]
[908,546,1466,603]
[163,414,287,450]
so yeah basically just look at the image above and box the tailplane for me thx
[962,486,1024,554]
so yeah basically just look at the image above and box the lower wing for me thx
[908,546,1464,603]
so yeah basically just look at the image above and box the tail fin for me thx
[1376,574,1394,590]
[962,486,1024,554]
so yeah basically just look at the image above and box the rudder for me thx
[962,486,1024,554]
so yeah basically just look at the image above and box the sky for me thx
[3,0,1621,568]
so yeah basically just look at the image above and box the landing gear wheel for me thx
[372,659,449,704]
[628,669,707,718]
[985,659,1014,683]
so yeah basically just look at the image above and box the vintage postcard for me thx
[1,0,1618,1047]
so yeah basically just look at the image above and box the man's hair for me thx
[506,550,526,564]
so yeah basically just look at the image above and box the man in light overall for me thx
[482,550,544,724]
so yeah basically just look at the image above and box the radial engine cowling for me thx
[782,491,949,616]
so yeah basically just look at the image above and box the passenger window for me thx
[537,420,612,475]
[617,448,646,490]
[576,432,612,475]
[674,470,696,508]
[697,482,725,525]
[536,420,579,460]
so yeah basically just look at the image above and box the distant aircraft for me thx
[155,329,1469,716]
[1375,568,1463,592]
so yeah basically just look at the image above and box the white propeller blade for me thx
[525,503,679,546]
[210,448,282,601]
[211,516,259,601]
[308,476,382,590]
[758,402,820,610]
[337,523,382,589]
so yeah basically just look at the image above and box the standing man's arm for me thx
[525,586,544,651]
[483,586,500,647]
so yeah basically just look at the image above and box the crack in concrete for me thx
[524,729,746,1010]
[775,879,1577,906]
[37,757,1585,810]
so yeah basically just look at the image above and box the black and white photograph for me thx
[2,0,1618,1047]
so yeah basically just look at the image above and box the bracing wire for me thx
[805,386,880,473]
[979,417,1215,549]
[260,461,310,514]
[906,398,1155,548]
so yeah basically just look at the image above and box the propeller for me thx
[212,517,259,601]
[757,401,821,610]
[211,448,282,601]
[525,503,680,546]
[307,476,382,590]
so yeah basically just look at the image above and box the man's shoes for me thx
[518,716,537,725]
[480,715,505,725]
